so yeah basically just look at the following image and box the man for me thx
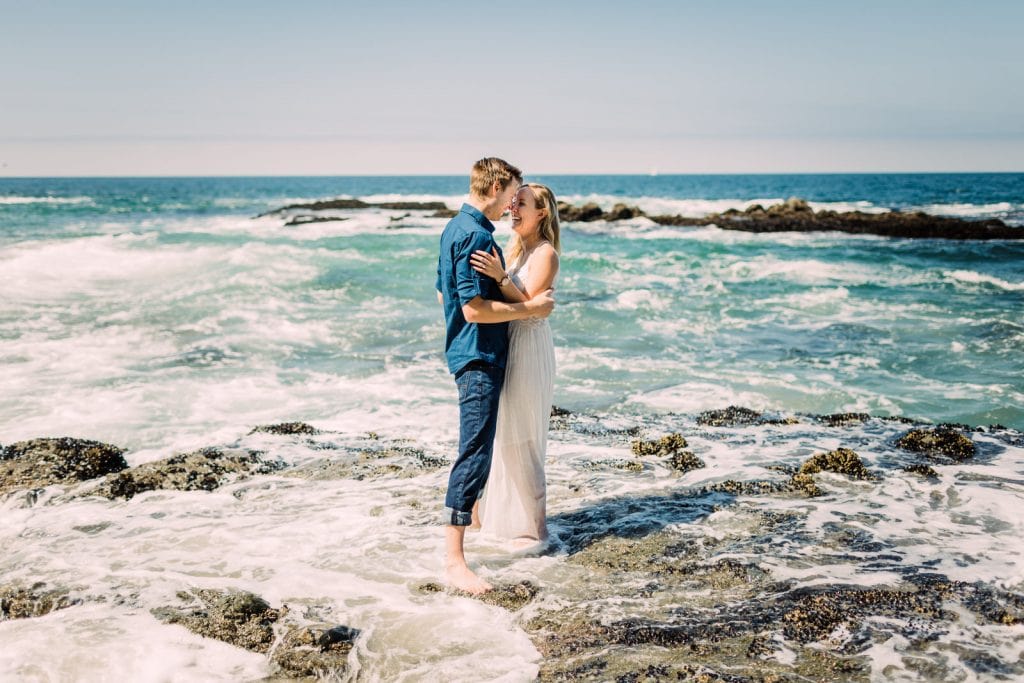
[436,157,555,594]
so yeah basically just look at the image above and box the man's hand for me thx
[526,288,555,318]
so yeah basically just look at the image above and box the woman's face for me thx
[511,187,545,237]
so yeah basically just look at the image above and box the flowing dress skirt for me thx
[478,316,555,541]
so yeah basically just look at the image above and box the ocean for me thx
[1,174,1022,681]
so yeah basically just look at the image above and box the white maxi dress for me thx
[478,252,555,542]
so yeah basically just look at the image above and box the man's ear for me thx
[491,181,502,198]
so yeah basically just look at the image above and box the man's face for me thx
[486,181,521,221]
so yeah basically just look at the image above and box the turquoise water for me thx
[1,174,1021,444]
[2,175,1023,681]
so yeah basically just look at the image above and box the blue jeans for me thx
[444,361,504,526]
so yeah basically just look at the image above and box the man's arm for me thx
[462,289,554,324]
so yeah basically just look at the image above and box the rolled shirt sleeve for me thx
[454,232,493,305]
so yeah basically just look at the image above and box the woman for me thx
[470,183,561,548]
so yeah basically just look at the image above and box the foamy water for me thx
[1,175,1022,680]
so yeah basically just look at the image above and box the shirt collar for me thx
[460,203,495,233]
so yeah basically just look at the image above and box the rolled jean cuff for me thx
[445,507,474,527]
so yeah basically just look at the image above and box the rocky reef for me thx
[152,588,357,678]
[561,196,1023,240]
[0,437,127,495]
[1,583,79,620]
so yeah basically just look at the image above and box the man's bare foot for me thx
[445,563,492,595]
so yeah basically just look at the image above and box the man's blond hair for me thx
[469,157,522,198]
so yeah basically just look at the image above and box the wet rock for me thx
[417,581,539,611]
[1,583,79,620]
[0,437,127,495]
[557,202,606,222]
[269,624,358,679]
[91,447,284,500]
[647,198,1022,240]
[667,450,705,473]
[631,433,687,456]
[283,215,349,227]
[257,198,448,218]
[903,464,939,478]
[152,589,280,653]
[895,426,975,461]
[284,444,444,481]
[249,422,320,436]
[815,413,871,427]
[580,458,645,473]
[697,406,763,427]
[798,448,877,481]
[781,585,944,644]
[430,208,459,218]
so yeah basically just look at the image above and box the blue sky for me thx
[1,0,1021,175]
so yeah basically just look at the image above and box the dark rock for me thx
[798,448,877,481]
[667,450,705,473]
[249,422,320,436]
[0,438,127,495]
[258,198,449,218]
[283,444,444,482]
[645,198,1022,240]
[91,447,284,500]
[1,583,79,620]
[816,413,871,427]
[697,406,763,427]
[903,464,940,478]
[430,208,458,218]
[557,202,605,222]
[631,433,688,456]
[152,589,280,653]
[283,215,350,227]
[605,203,645,221]
[895,427,976,461]
[417,581,539,612]
[269,624,358,679]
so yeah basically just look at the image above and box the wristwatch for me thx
[498,275,510,287]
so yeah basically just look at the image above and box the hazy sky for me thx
[1,0,1021,175]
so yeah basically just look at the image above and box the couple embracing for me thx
[435,157,561,594]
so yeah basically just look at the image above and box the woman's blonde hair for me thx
[507,183,561,263]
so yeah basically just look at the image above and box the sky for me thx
[1,0,1022,175]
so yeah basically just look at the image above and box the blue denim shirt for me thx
[436,204,509,375]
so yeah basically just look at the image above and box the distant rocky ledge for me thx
[560,197,1021,240]
[258,196,1021,240]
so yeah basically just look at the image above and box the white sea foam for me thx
[0,195,94,205]
[944,269,1024,291]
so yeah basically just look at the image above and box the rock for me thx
[1,583,79,620]
[269,624,358,679]
[667,450,705,473]
[895,427,975,461]
[645,198,1022,240]
[430,208,458,218]
[152,589,280,653]
[91,447,284,500]
[815,413,871,427]
[557,202,605,222]
[0,438,127,495]
[798,448,877,481]
[257,198,449,218]
[249,422,320,436]
[631,433,688,456]
[283,215,350,227]
[697,406,763,427]
[605,203,644,221]
[417,581,539,612]
[283,444,445,482]
[903,464,939,478]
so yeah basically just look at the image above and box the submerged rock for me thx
[631,433,688,456]
[815,412,871,427]
[269,624,358,679]
[283,444,445,481]
[417,581,539,612]
[257,198,448,218]
[697,406,764,427]
[903,463,940,479]
[91,447,284,500]
[0,437,127,495]
[249,422,320,436]
[895,426,976,461]
[152,589,280,653]
[798,448,877,481]
[1,583,79,620]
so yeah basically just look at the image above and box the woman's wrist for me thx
[497,274,510,287]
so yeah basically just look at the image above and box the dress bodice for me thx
[508,249,553,328]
